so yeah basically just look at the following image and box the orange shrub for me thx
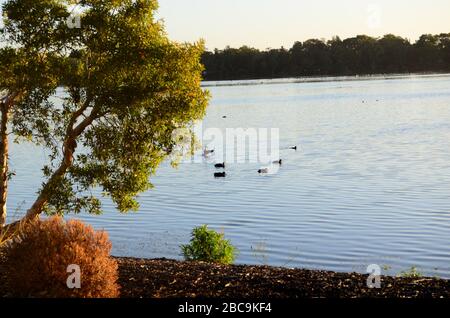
[3,216,119,298]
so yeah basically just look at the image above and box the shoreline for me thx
[2,255,449,298]
[116,257,450,298]
[201,72,450,85]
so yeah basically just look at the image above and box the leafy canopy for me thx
[181,225,237,265]
[1,0,209,216]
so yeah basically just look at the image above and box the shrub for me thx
[3,216,119,298]
[399,266,423,278]
[181,225,237,265]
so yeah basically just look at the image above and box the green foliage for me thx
[399,266,423,278]
[382,265,392,272]
[202,33,450,80]
[181,225,237,265]
[0,0,209,218]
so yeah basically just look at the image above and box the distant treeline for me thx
[201,33,450,81]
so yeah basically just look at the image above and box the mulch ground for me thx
[116,257,450,298]
[2,254,449,298]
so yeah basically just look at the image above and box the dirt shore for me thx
[116,257,450,298]
[2,255,449,298]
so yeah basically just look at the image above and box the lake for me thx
[8,74,450,278]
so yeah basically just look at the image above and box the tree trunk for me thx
[24,148,74,219]
[0,101,97,237]
[25,106,98,220]
[0,101,10,227]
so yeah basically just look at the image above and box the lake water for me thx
[8,74,450,278]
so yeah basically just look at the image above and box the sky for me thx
[0,0,449,50]
[156,0,450,50]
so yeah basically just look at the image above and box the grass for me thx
[398,266,423,278]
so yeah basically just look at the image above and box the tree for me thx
[414,34,442,71]
[437,33,450,71]
[200,33,450,81]
[378,34,411,73]
[0,0,209,230]
[0,0,65,226]
[340,35,380,74]
[327,36,348,75]
[289,41,304,76]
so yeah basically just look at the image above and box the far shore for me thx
[201,72,450,85]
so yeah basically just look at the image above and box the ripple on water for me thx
[7,74,450,278]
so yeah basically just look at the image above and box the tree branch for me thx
[24,97,98,220]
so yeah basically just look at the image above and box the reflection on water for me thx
[8,74,450,278]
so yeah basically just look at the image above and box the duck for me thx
[203,148,215,156]
[214,172,226,178]
[272,159,282,165]
[215,162,225,169]
[258,168,269,174]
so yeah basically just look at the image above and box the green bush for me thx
[181,225,237,265]
[399,266,423,278]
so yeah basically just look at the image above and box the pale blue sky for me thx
[1,1,449,50]
[157,0,450,50]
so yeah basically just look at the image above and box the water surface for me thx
[8,74,450,278]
